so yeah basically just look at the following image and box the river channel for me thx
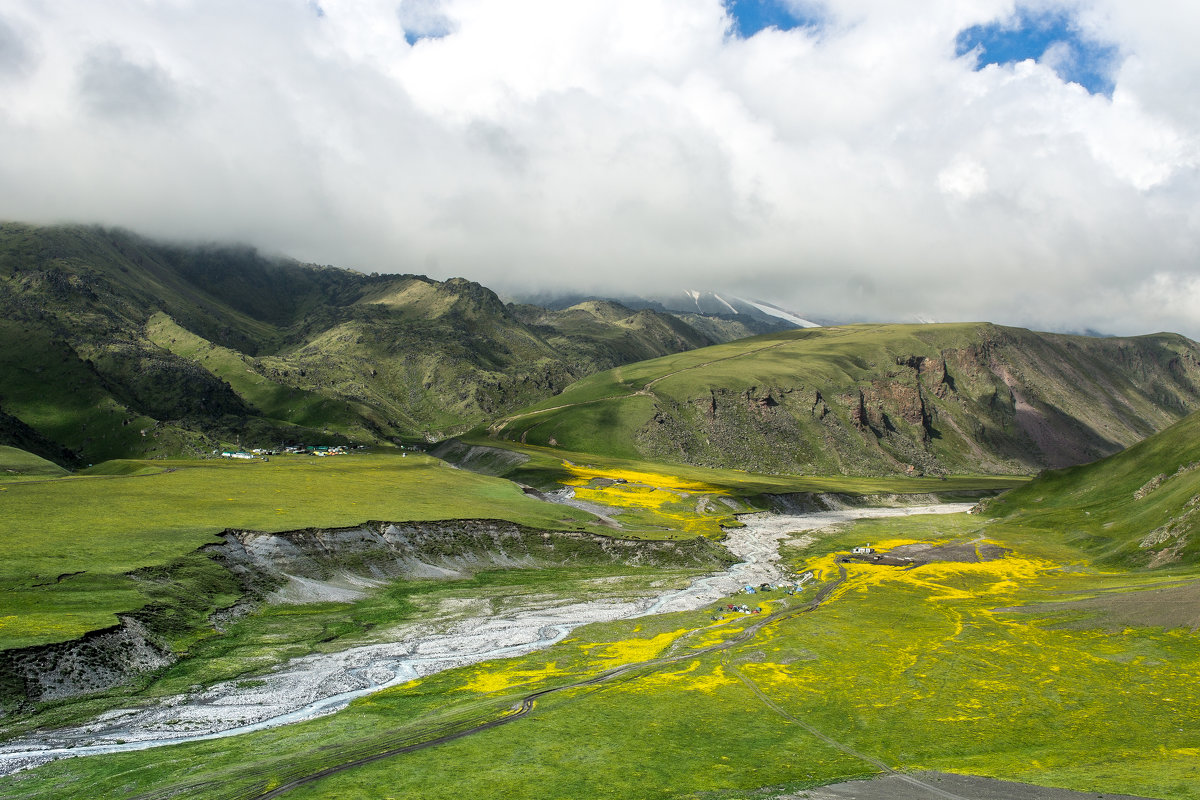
[0,503,973,775]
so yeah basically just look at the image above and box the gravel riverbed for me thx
[0,503,972,775]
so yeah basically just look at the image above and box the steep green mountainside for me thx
[986,409,1200,568]
[486,323,1200,476]
[0,223,718,463]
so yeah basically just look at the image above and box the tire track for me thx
[145,571,852,800]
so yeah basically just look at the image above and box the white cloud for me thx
[397,0,456,41]
[938,156,989,200]
[0,0,1198,337]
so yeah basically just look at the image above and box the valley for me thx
[2,425,1198,799]
[1,223,1199,799]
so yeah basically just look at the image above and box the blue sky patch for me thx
[404,30,440,46]
[956,7,1118,96]
[725,0,824,39]
[398,0,455,46]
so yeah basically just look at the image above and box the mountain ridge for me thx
[0,222,727,463]
[484,322,1200,477]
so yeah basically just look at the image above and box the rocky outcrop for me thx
[209,519,733,601]
[625,326,1200,477]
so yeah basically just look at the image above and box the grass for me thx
[486,323,1200,477]
[444,439,1022,541]
[0,446,68,480]
[4,415,1200,798]
[984,409,1200,568]
[145,313,395,444]
[8,510,1200,799]
[0,452,597,650]
[460,437,1026,495]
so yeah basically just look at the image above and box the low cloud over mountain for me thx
[1,1,1198,336]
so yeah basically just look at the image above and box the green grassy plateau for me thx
[0,452,595,651]
[488,323,1200,477]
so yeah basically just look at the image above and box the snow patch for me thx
[738,298,820,328]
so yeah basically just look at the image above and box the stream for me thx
[0,503,973,775]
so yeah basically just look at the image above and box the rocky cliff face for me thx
[616,325,1200,476]
[210,519,732,602]
[0,618,172,708]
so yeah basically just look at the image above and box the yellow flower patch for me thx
[741,661,805,690]
[583,628,688,665]
[558,462,738,536]
[459,661,571,695]
[637,662,739,694]
[560,463,726,494]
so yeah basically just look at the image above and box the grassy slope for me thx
[0,453,597,650]
[0,224,372,459]
[986,408,1200,568]
[489,323,1200,476]
[0,446,68,480]
[145,312,395,441]
[0,318,194,463]
[0,223,730,457]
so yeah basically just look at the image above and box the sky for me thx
[1,1,1198,337]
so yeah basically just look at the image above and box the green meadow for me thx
[3,410,1200,799]
[0,452,596,650]
[5,510,1199,800]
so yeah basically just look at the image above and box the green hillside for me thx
[488,323,1200,476]
[0,446,69,480]
[0,223,728,462]
[987,408,1200,568]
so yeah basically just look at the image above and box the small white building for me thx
[852,545,874,555]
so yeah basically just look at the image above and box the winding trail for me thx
[0,503,972,783]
